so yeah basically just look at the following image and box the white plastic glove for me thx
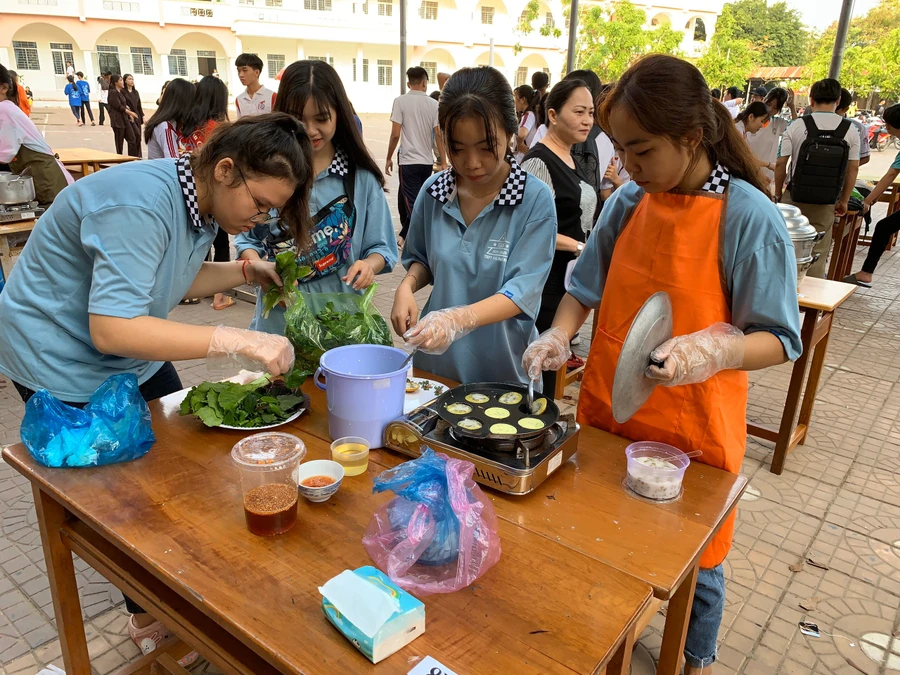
[646,322,745,387]
[206,325,295,378]
[403,306,478,355]
[522,327,572,381]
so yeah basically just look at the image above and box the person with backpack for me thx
[235,60,397,335]
[775,78,861,279]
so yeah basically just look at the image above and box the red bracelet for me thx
[240,259,251,284]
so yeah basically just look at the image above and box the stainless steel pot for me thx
[0,174,36,205]
[796,254,819,286]
[784,215,825,262]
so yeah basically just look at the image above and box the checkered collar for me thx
[427,157,529,207]
[327,147,350,178]
[701,163,730,195]
[176,156,205,230]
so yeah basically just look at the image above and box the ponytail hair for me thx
[599,54,769,196]
[191,112,314,245]
[735,101,768,125]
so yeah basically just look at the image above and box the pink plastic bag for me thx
[362,448,502,595]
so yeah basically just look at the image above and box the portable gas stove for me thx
[384,387,580,496]
[0,201,42,224]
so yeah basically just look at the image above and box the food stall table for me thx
[2,395,653,675]
[0,219,36,285]
[747,276,856,474]
[54,148,138,177]
[297,372,747,675]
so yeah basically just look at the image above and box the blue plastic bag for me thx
[20,374,156,468]
[362,448,501,595]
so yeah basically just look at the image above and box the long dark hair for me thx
[110,74,122,88]
[183,75,228,137]
[3,67,19,106]
[599,54,768,195]
[192,113,314,244]
[274,60,384,188]
[144,78,195,144]
[439,66,518,159]
[124,74,135,91]
[735,101,768,125]
[0,64,13,100]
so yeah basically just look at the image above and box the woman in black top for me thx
[122,74,144,158]
[521,79,597,392]
[107,74,141,157]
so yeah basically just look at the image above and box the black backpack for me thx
[789,116,851,205]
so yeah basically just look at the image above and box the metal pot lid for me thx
[783,216,817,240]
[611,292,673,424]
[777,203,802,218]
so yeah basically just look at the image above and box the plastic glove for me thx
[206,326,295,378]
[522,327,571,381]
[403,306,478,355]
[646,322,744,387]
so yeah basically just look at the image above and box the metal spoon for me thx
[400,348,417,371]
[527,378,536,414]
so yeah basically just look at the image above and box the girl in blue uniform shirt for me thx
[235,61,397,335]
[64,75,83,125]
[0,113,314,658]
[390,66,557,386]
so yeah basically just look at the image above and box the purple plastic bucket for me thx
[314,344,409,448]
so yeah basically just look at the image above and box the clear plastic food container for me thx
[232,432,306,536]
[625,441,690,501]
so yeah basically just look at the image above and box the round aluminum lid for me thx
[611,292,673,424]
[783,215,818,240]
[776,203,802,219]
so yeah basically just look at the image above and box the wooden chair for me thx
[827,209,863,280]
[858,182,900,249]
[553,310,598,400]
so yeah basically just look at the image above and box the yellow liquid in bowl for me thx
[332,443,369,477]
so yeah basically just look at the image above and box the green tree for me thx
[695,12,760,90]
[805,0,900,99]
[573,0,683,80]
[717,0,808,66]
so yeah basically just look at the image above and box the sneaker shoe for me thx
[91,122,96,126]
[570,334,582,346]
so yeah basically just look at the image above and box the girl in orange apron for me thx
[523,55,802,674]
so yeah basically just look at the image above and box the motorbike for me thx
[868,121,892,151]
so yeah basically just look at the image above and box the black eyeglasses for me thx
[238,169,281,226]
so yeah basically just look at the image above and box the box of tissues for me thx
[319,566,425,664]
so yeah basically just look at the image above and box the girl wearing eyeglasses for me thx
[235,60,397,335]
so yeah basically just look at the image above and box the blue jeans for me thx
[684,564,725,669]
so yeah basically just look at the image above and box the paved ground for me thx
[1,108,900,674]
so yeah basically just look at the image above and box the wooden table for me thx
[3,396,653,675]
[0,218,35,283]
[747,276,856,474]
[55,148,137,176]
[295,372,748,675]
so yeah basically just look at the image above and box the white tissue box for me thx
[320,566,425,664]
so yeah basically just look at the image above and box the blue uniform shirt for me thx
[76,79,90,102]
[402,160,557,385]
[0,158,216,401]
[64,83,82,106]
[567,176,803,361]
[234,148,397,334]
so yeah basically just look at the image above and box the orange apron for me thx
[577,185,748,569]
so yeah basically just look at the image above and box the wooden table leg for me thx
[33,485,91,675]
[656,564,699,675]
[604,626,635,675]
[795,310,833,443]
[770,309,818,475]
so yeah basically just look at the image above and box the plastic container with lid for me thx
[624,441,690,501]
[231,432,306,536]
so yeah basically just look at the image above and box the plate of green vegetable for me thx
[179,373,308,430]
